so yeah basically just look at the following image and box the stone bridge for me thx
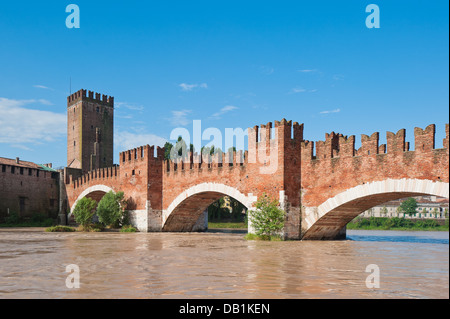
[64,120,449,240]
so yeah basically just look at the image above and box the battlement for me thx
[119,144,164,164]
[69,165,119,189]
[67,89,114,107]
[248,119,303,147]
[301,124,448,161]
[164,149,247,174]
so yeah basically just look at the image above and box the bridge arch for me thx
[70,184,115,214]
[302,179,449,240]
[162,183,256,232]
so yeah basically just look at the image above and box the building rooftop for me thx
[0,157,57,171]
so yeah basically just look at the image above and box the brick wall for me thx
[0,164,59,220]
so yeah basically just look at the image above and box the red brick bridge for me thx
[64,120,449,240]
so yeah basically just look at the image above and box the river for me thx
[0,228,448,299]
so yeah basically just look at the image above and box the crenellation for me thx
[360,132,379,156]
[386,129,406,154]
[301,140,314,160]
[316,132,340,160]
[414,124,435,152]
[293,122,304,142]
[68,89,114,107]
[444,124,449,150]
[338,135,355,158]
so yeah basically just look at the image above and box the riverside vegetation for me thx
[47,191,136,232]
[347,216,449,231]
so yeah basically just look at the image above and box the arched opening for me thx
[207,196,248,228]
[162,183,254,232]
[69,185,114,223]
[302,179,449,240]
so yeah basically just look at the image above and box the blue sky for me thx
[0,0,448,167]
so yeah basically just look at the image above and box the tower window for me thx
[96,107,100,113]
[74,141,76,146]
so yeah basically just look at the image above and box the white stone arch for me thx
[304,178,449,233]
[70,184,115,214]
[162,182,257,226]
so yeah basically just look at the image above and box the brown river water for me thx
[0,228,448,299]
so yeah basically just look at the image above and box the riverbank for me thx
[208,222,246,229]
[347,217,449,231]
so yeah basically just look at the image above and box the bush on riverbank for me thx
[247,194,285,240]
[120,225,137,232]
[208,222,247,229]
[244,233,283,241]
[77,223,105,232]
[45,225,76,232]
[347,216,449,231]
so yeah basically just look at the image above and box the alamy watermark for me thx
[365,264,380,288]
[65,264,80,289]
[366,4,380,29]
[66,4,80,29]
[168,120,279,174]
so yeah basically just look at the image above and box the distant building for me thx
[0,157,60,221]
[360,196,449,219]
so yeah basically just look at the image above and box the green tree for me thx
[96,191,126,227]
[72,197,98,228]
[398,198,418,217]
[164,141,173,160]
[165,137,194,160]
[248,194,286,239]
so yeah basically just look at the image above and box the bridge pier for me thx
[128,200,163,232]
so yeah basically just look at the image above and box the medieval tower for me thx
[67,89,114,173]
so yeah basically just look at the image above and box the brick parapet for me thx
[300,124,449,208]
[67,89,114,107]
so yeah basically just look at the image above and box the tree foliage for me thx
[72,197,98,227]
[96,191,127,227]
[398,197,418,216]
[164,136,194,160]
[248,194,285,238]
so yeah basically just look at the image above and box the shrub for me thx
[96,191,126,227]
[5,211,20,224]
[45,225,76,232]
[120,225,137,232]
[248,194,285,239]
[72,197,98,228]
